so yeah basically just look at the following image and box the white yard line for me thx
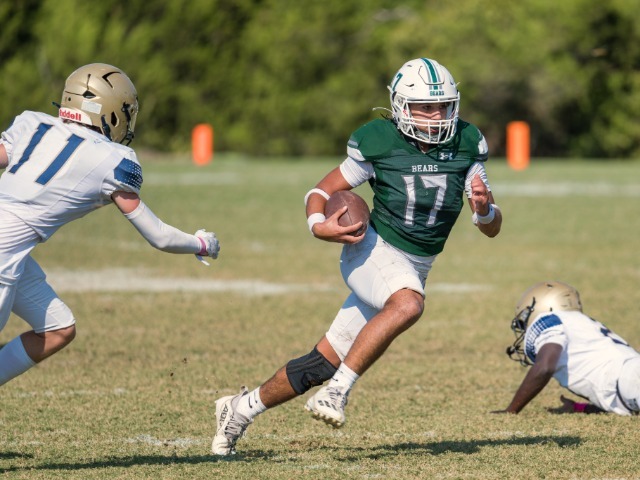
[47,269,336,295]
[493,182,640,197]
[47,269,491,295]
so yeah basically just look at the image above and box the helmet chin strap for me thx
[100,116,113,141]
[122,129,134,146]
[121,103,135,145]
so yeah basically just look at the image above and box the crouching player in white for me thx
[495,281,640,415]
[0,63,220,387]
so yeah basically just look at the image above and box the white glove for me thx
[195,229,220,260]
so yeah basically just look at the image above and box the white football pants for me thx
[618,356,640,413]
[0,256,75,334]
[326,227,436,360]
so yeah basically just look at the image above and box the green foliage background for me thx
[1,0,639,158]
[1,156,639,478]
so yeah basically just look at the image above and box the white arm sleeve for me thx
[124,201,201,254]
[464,162,492,198]
[339,156,374,188]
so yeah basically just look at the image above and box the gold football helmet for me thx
[507,281,582,365]
[59,63,138,145]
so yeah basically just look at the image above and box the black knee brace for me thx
[285,347,338,395]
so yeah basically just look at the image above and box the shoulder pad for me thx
[455,120,488,162]
[348,119,408,161]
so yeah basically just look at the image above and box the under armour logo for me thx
[439,152,453,161]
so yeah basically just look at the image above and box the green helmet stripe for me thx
[391,72,403,91]
[421,58,441,90]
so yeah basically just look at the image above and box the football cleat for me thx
[304,385,349,428]
[211,386,252,455]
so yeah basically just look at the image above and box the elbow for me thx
[535,366,555,378]
[531,364,556,382]
[479,222,501,238]
[485,228,500,238]
[145,237,171,251]
[485,217,502,237]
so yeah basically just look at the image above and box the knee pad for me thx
[286,347,337,395]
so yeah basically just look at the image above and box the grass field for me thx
[1,154,639,479]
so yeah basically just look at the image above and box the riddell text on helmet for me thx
[59,109,84,122]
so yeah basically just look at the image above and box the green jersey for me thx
[347,118,488,256]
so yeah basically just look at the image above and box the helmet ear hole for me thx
[110,111,118,126]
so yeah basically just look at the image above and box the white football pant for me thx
[618,357,640,413]
[326,227,435,360]
[0,256,75,334]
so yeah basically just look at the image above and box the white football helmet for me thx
[59,63,138,145]
[507,281,583,365]
[388,58,460,145]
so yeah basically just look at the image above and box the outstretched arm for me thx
[112,191,219,259]
[494,343,562,414]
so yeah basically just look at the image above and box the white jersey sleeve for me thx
[339,156,374,188]
[102,157,143,197]
[525,314,568,362]
[463,162,492,198]
[0,111,142,241]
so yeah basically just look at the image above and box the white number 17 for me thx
[402,174,448,226]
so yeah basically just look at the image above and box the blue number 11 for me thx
[8,122,85,185]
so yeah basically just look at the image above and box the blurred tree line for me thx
[1,0,638,158]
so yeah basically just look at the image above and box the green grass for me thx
[1,155,640,479]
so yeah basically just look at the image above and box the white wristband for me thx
[307,213,326,234]
[472,203,496,225]
[304,188,331,205]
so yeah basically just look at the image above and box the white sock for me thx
[235,387,267,420]
[329,363,360,391]
[0,336,36,386]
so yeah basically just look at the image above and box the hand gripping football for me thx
[325,190,370,237]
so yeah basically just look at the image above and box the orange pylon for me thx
[192,124,213,166]
[506,121,530,170]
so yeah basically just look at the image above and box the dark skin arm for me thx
[493,342,563,414]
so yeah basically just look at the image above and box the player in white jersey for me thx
[0,63,220,387]
[495,281,640,415]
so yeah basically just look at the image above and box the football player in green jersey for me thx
[212,58,502,455]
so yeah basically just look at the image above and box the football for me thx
[325,190,370,236]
